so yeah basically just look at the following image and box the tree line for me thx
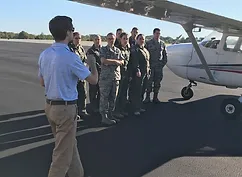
[0,31,204,44]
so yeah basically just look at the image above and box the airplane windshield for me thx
[202,31,223,42]
[201,31,223,49]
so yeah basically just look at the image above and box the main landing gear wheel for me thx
[181,87,193,100]
[220,98,241,120]
[181,81,197,100]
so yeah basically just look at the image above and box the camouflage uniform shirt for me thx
[117,44,131,76]
[145,38,167,68]
[86,44,102,73]
[68,43,87,63]
[130,44,150,76]
[99,45,124,81]
[129,36,136,48]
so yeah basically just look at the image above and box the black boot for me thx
[100,112,116,125]
[153,92,161,104]
[108,111,121,122]
[143,92,151,104]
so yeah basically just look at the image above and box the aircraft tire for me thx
[220,98,241,120]
[181,87,193,100]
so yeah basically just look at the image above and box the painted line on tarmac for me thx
[0,125,86,144]
[0,127,106,159]
[0,110,45,120]
[0,133,53,145]
[0,125,50,137]
[0,113,45,124]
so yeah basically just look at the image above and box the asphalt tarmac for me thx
[1,41,242,177]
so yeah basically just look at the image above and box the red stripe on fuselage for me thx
[211,68,242,74]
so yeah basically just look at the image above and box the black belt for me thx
[46,99,77,105]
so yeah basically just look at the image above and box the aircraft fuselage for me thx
[166,33,242,89]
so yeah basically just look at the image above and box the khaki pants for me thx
[45,103,84,177]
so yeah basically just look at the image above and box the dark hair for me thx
[73,32,80,37]
[132,27,138,31]
[107,32,115,37]
[137,34,144,39]
[92,34,101,40]
[49,16,74,41]
[153,28,160,34]
[120,32,128,39]
[116,28,123,33]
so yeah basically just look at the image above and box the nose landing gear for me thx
[220,97,241,120]
[181,81,197,100]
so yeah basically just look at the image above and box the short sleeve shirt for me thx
[38,42,91,101]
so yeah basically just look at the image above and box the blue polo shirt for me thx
[38,42,91,101]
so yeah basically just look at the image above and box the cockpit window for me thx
[224,36,239,52]
[201,39,220,49]
[201,31,222,49]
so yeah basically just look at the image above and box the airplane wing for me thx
[68,0,242,83]
[69,0,242,34]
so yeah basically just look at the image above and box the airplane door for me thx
[187,41,219,83]
[215,36,242,87]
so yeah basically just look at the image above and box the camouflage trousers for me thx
[130,74,147,112]
[89,82,100,111]
[115,75,129,113]
[146,66,164,94]
[77,80,86,114]
[141,74,148,101]
[99,79,119,113]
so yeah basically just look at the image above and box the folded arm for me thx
[101,57,122,65]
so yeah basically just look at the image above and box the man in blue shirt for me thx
[38,16,98,177]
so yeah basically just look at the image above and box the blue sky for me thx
[0,0,241,38]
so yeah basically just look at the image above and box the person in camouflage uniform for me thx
[99,32,124,125]
[114,32,131,118]
[128,27,139,103]
[129,27,138,47]
[86,35,102,113]
[68,32,88,117]
[114,28,124,47]
[144,28,167,104]
[130,34,150,116]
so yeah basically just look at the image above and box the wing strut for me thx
[182,24,216,83]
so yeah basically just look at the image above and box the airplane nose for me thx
[166,44,183,69]
[166,43,193,67]
[166,43,193,79]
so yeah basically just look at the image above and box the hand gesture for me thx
[136,71,141,77]
[115,60,123,66]
[120,60,124,65]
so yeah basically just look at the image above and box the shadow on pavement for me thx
[0,95,242,177]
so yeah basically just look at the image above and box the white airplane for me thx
[69,0,242,120]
